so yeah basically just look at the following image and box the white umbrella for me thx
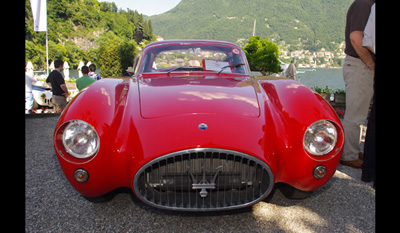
[49,61,55,72]
[26,61,34,77]
[63,61,70,80]
[77,61,84,78]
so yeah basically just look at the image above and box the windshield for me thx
[138,42,248,75]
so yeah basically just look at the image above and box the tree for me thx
[97,32,137,77]
[64,41,86,68]
[26,40,46,69]
[119,39,137,73]
[48,41,67,61]
[98,35,122,78]
[242,36,282,75]
[25,0,154,71]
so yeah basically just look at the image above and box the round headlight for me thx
[62,120,99,159]
[303,120,337,156]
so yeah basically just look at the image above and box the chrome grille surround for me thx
[133,148,274,211]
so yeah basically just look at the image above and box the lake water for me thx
[296,68,345,91]
[66,68,345,90]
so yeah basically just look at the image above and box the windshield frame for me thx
[135,40,250,76]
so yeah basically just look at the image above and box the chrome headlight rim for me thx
[61,120,100,159]
[303,120,338,156]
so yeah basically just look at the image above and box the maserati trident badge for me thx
[198,123,208,131]
[188,165,222,198]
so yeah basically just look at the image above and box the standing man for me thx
[76,66,95,91]
[341,0,375,168]
[46,60,68,113]
[88,64,102,81]
[285,59,297,80]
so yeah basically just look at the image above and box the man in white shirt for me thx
[361,3,375,186]
[363,3,375,54]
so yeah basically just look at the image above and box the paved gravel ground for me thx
[25,116,375,232]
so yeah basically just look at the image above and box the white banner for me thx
[30,0,47,32]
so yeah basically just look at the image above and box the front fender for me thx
[259,79,344,191]
[54,78,139,197]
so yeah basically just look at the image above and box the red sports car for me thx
[53,40,344,211]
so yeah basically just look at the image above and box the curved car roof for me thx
[144,39,242,49]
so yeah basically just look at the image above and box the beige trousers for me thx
[52,95,67,113]
[341,55,374,161]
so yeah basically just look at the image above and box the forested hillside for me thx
[150,0,353,51]
[25,0,155,71]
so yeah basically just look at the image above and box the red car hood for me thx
[138,74,260,118]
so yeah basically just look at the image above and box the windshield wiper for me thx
[217,63,245,75]
[167,66,204,76]
[167,66,185,76]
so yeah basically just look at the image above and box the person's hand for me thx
[366,63,375,71]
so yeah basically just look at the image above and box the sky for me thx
[100,0,182,16]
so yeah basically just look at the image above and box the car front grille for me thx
[133,148,274,211]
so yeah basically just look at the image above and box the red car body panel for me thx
[139,74,260,119]
[53,40,344,206]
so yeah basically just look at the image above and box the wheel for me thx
[277,183,313,200]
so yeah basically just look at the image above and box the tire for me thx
[82,188,132,203]
[82,191,119,203]
[277,183,313,200]
[83,194,114,203]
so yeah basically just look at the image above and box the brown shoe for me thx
[340,159,363,169]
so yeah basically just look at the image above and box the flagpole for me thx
[46,29,49,76]
[45,0,48,76]
[252,19,256,37]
